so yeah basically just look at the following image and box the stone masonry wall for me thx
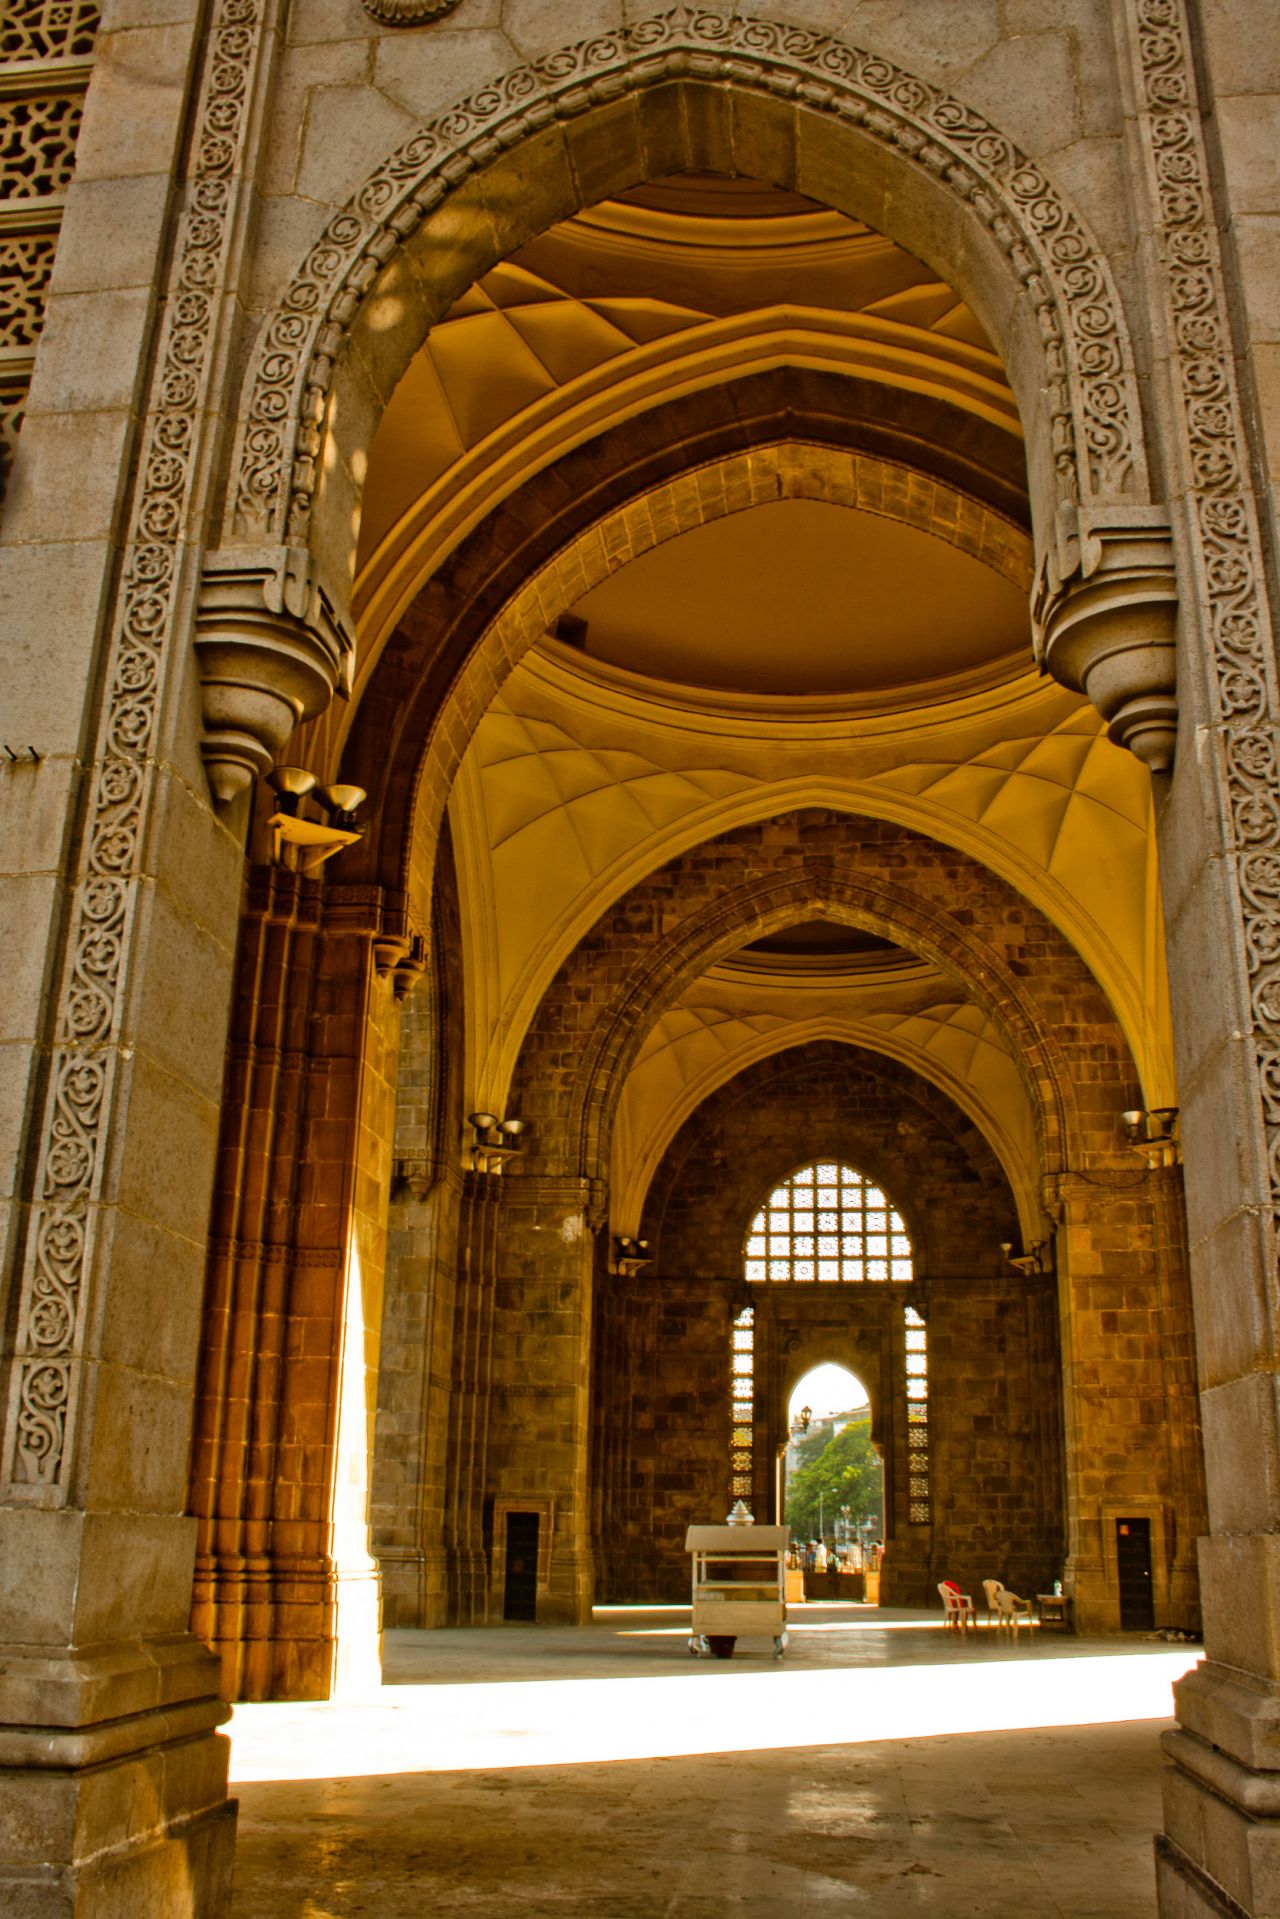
[373,827,466,1627]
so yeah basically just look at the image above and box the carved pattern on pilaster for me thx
[1,0,267,1498]
[228,6,1147,550]
[1127,0,1280,1227]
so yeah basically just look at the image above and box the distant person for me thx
[814,1540,828,1573]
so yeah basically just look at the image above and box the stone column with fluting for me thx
[442,1172,501,1623]
[190,869,404,1701]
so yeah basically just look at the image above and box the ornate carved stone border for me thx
[227,6,1149,553]
[0,0,269,1497]
[1124,0,1280,1231]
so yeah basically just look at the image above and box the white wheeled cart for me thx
[685,1522,791,1659]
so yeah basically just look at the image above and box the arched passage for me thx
[190,0,1196,1760]
[783,1363,883,1573]
[588,1042,1060,1604]
[8,4,1280,1915]
[195,14,1167,823]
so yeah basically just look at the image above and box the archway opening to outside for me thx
[785,1364,883,1572]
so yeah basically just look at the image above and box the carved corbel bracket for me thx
[196,546,354,805]
[392,1155,435,1200]
[1032,506,1179,774]
[373,931,428,999]
[361,0,461,19]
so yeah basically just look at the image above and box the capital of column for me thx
[196,545,354,806]
[1032,505,1179,774]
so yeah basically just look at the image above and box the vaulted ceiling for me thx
[356,173,1173,1240]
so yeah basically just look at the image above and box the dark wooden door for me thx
[1116,1518,1154,1630]
[503,1512,539,1621]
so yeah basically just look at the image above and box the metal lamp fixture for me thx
[612,1234,651,1275]
[467,1111,524,1173]
[1122,1106,1180,1167]
[1000,1240,1051,1277]
[264,766,365,871]
[316,783,366,830]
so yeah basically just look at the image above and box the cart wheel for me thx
[706,1635,736,1659]
[688,1635,702,1656]
[773,1632,789,1659]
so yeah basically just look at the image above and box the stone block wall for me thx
[593,1272,738,1601]
[373,829,466,1627]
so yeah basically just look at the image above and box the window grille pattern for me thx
[1,1,100,62]
[0,233,55,348]
[0,94,85,200]
[744,1162,913,1284]
[0,1,99,503]
[906,1304,930,1522]
[0,378,25,488]
[730,1305,754,1502]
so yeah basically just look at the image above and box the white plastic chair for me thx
[981,1577,1002,1626]
[938,1581,976,1632]
[991,1583,1034,1634]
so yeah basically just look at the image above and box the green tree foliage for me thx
[785,1417,882,1542]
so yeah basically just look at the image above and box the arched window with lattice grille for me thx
[743,1161,913,1285]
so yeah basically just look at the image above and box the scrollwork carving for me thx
[1128,0,1280,1224]
[228,6,1146,550]
[2,0,265,1496]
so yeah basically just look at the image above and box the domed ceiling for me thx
[566,498,1029,696]
[355,172,1174,1239]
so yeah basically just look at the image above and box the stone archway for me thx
[462,810,1203,1635]
[194,10,1169,815]
[618,1042,1054,1605]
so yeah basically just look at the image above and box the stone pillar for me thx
[1105,4,1280,1910]
[488,1176,600,1624]
[442,1172,500,1623]
[373,1155,463,1629]
[190,869,403,1701]
[1053,1169,1205,1635]
[0,1,281,1906]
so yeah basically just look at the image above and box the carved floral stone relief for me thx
[0,0,265,1496]
[1127,0,1280,1231]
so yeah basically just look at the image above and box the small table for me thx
[1037,1593,1072,1631]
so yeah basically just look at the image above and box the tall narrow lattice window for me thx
[743,1162,913,1284]
[905,1304,930,1522]
[730,1305,754,1502]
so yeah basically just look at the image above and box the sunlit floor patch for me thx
[228,1624,1193,1785]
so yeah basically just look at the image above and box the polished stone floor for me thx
[228,1606,1196,1917]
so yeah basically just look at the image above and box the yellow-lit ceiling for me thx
[356,175,1175,1239]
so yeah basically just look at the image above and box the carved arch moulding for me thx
[197,6,1180,803]
[519,859,1080,1196]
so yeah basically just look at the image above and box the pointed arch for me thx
[217,9,1151,623]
